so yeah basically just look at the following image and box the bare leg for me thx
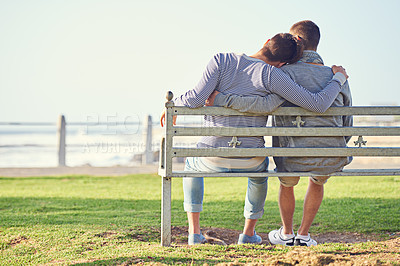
[243,219,258,236]
[187,212,201,234]
[297,179,324,236]
[279,184,295,234]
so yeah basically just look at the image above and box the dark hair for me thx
[262,33,304,64]
[289,20,320,50]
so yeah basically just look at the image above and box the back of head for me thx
[263,33,304,64]
[290,20,320,50]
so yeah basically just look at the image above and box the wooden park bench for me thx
[158,91,400,246]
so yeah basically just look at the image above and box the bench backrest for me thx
[158,91,400,178]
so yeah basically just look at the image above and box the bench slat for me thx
[167,169,400,177]
[173,126,400,137]
[171,147,400,157]
[173,106,400,116]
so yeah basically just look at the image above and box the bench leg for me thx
[161,177,172,246]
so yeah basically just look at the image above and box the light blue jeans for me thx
[183,157,269,220]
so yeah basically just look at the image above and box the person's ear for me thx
[277,62,286,68]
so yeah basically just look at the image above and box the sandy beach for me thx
[0,165,163,177]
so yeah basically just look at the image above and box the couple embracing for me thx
[160,20,352,246]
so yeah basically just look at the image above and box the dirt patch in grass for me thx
[73,227,399,265]
[263,239,400,266]
[167,227,400,265]
[94,231,117,238]
[171,226,396,246]
[8,236,29,247]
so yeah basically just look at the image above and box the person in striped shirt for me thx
[160,33,348,245]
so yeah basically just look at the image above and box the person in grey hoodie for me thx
[209,20,352,246]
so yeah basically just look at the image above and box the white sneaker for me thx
[268,227,295,246]
[294,234,317,246]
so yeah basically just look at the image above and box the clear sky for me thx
[1,0,399,123]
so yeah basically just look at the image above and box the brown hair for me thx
[262,33,304,64]
[290,20,320,50]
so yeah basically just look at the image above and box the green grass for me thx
[0,174,399,265]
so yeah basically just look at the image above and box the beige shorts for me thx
[279,175,330,187]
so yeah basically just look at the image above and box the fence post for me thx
[142,115,153,164]
[57,115,66,166]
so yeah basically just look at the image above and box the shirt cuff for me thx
[332,72,347,86]
[172,97,182,106]
[213,93,226,107]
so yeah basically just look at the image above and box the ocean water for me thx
[2,117,398,168]
[0,123,160,167]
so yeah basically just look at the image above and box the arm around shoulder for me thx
[213,91,285,114]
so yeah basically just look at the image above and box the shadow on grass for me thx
[0,196,399,234]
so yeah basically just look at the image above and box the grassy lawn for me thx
[0,174,399,265]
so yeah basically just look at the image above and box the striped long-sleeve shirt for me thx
[173,53,345,149]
